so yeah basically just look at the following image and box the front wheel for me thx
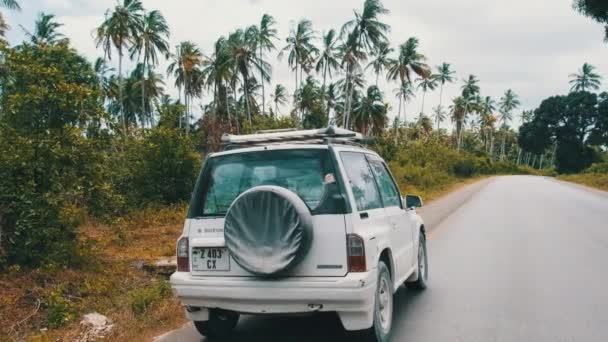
[349,261,393,342]
[193,309,239,339]
[406,232,428,290]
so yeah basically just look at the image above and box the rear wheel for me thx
[193,309,239,339]
[406,232,428,290]
[349,261,393,342]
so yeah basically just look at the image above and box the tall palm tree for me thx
[325,83,339,125]
[450,96,467,148]
[94,57,115,105]
[167,41,203,131]
[270,84,288,115]
[394,81,415,125]
[316,29,341,97]
[569,62,602,92]
[455,74,480,150]
[365,41,392,86]
[416,75,438,118]
[353,85,387,135]
[435,62,455,108]
[227,28,271,123]
[130,10,170,123]
[432,105,446,131]
[200,37,235,122]
[22,12,65,45]
[279,19,317,96]
[498,89,520,159]
[95,0,144,133]
[387,37,430,125]
[520,109,533,124]
[340,0,390,127]
[478,96,496,152]
[252,14,278,115]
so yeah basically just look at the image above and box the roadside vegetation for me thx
[0,0,606,340]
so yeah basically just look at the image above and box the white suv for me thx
[170,127,428,342]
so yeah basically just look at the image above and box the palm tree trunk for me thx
[501,132,506,160]
[517,148,522,165]
[118,48,126,134]
[243,72,252,125]
[420,90,426,120]
[141,59,146,128]
[439,82,444,108]
[539,153,544,169]
[375,72,379,87]
[260,45,265,116]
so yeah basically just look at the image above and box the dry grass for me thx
[398,175,490,203]
[557,173,608,192]
[0,205,189,342]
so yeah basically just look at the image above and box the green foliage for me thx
[112,127,201,207]
[129,280,171,316]
[518,91,606,173]
[0,43,104,133]
[46,286,76,329]
[0,126,112,267]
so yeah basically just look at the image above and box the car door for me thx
[367,155,416,283]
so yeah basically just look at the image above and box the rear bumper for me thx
[170,270,377,330]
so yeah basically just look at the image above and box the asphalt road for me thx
[157,176,608,342]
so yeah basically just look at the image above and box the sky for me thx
[4,0,608,128]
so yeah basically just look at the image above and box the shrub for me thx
[129,280,171,316]
[46,287,76,329]
[112,127,201,208]
[0,127,107,268]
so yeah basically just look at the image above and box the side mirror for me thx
[404,194,423,209]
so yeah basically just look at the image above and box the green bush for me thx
[112,127,201,208]
[46,287,76,329]
[0,127,108,268]
[129,280,171,316]
[586,162,608,174]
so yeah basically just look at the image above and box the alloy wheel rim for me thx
[419,240,427,280]
[378,276,392,332]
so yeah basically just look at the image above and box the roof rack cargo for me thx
[220,126,372,151]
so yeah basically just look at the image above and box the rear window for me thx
[187,149,342,217]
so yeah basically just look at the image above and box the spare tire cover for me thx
[224,185,313,277]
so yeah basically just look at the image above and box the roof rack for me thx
[221,126,372,151]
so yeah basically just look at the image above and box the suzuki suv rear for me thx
[170,127,428,342]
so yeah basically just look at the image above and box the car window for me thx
[340,152,382,211]
[188,149,338,217]
[369,159,402,208]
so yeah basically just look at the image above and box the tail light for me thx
[177,237,189,272]
[347,234,366,272]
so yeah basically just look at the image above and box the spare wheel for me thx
[224,185,313,277]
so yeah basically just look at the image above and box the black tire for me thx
[193,309,239,339]
[349,261,393,342]
[405,232,428,290]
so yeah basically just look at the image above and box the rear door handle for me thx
[360,212,369,219]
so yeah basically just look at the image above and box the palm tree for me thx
[520,109,533,124]
[416,75,438,118]
[479,96,496,153]
[279,19,317,95]
[200,37,235,122]
[94,57,115,105]
[353,85,387,135]
[569,63,602,92]
[22,12,65,45]
[340,0,390,127]
[387,37,430,125]
[167,41,203,131]
[0,0,19,41]
[270,84,288,115]
[95,0,144,134]
[366,41,392,86]
[252,14,278,115]
[498,89,520,159]
[432,105,446,131]
[450,96,467,147]
[435,63,455,108]
[130,10,170,123]
[227,28,271,124]
[325,83,339,125]
[393,81,415,125]
[455,74,480,150]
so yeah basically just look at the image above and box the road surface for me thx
[157,176,608,342]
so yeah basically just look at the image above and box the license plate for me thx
[192,248,230,271]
